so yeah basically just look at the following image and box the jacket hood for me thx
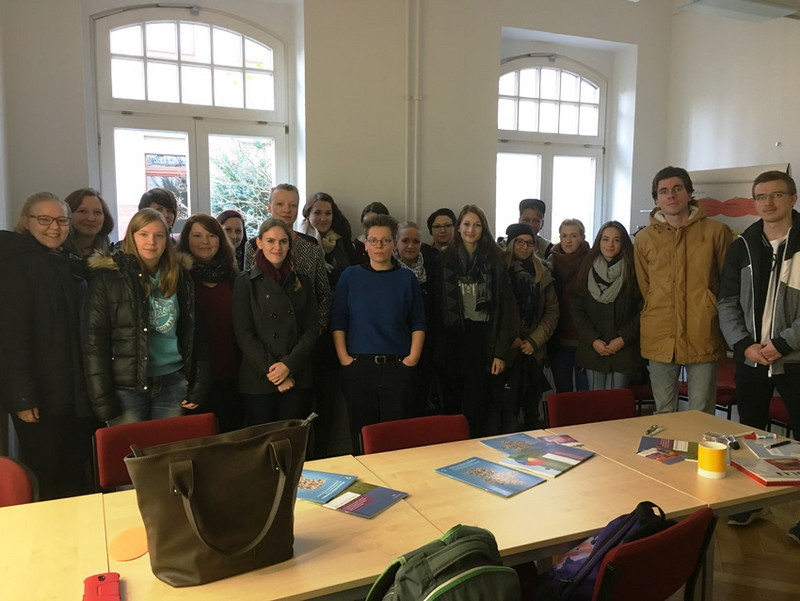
[86,250,193,272]
[0,230,42,258]
[648,200,705,226]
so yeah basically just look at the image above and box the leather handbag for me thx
[124,415,313,587]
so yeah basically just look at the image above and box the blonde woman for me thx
[84,208,209,424]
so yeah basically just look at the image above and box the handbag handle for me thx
[169,438,291,556]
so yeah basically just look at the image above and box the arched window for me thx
[495,59,605,241]
[94,7,288,238]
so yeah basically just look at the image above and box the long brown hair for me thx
[574,221,638,297]
[122,208,181,297]
[178,213,238,277]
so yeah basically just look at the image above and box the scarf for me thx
[509,259,540,336]
[255,248,292,285]
[394,249,427,283]
[587,255,625,304]
[320,230,341,255]
[191,258,232,283]
[441,244,494,329]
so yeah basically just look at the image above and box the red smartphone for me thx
[83,573,121,601]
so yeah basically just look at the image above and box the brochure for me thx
[296,469,357,504]
[480,432,541,454]
[742,439,800,459]
[500,442,594,478]
[322,481,407,518]
[536,434,583,447]
[435,456,545,497]
[637,436,699,463]
[731,457,800,486]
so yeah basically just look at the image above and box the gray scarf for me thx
[587,256,625,304]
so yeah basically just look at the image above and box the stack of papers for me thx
[297,469,407,518]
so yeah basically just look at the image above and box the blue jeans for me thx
[110,371,188,425]
[586,369,631,391]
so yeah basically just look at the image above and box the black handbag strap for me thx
[169,438,291,556]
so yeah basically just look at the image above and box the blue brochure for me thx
[436,456,545,497]
[297,469,358,504]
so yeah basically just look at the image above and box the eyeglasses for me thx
[513,239,534,248]
[29,215,70,227]
[366,237,393,247]
[431,224,454,231]
[754,191,790,202]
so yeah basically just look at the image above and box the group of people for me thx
[2,168,799,538]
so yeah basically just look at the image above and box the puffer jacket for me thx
[718,210,800,374]
[83,252,209,421]
[634,202,732,364]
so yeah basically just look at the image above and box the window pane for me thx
[213,28,242,67]
[214,68,244,108]
[498,72,516,96]
[579,105,599,136]
[495,152,542,237]
[146,22,177,60]
[539,101,559,133]
[245,39,273,71]
[110,25,143,56]
[111,58,145,100]
[559,103,579,135]
[498,98,517,130]
[245,72,274,110]
[147,62,180,103]
[180,23,211,63]
[560,72,580,102]
[519,68,538,98]
[181,65,212,105]
[552,155,596,239]
[518,100,538,132]
[540,69,559,100]
[580,79,599,104]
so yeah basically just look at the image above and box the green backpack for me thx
[366,525,521,601]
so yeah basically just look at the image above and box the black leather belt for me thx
[354,354,402,365]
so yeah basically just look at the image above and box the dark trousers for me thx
[735,363,800,435]
[241,388,312,427]
[341,358,416,454]
[310,332,341,458]
[199,378,243,433]
[551,345,589,393]
[491,354,547,433]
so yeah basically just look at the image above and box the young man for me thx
[331,214,426,453]
[634,166,731,414]
[717,171,800,537]
[518,198,553,259]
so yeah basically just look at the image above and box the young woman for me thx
[233,218,319,425]
[64,187,114,256]
[436,205,518,437]
[178,214,242,431]
[549,218,591,393]
[84,208,209,424]
[500,223,559,431]
[0,192,97,499]
[216,209,247,272]
[571,221,642,390]
[301,192,359,288]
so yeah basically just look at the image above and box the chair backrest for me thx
[546,389,637,427]
[361,415,470,454]
[0,456,37,507]
[94,413,218,491]
[593,507,716,601]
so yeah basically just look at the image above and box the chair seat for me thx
[768,396,793,437]
[0,457,36,507]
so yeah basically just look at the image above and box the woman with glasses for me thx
[571,221,642,390]
[64,187,115,257]
[426,208,456,251]
[233,218,319,425]
[0,192,98,499]
[436,205,518,437]
[84,208,209,424]
[499,223,559,432]
[331,214,426,453]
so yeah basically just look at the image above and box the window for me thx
[495,60,605,241]
[94,8,288,238]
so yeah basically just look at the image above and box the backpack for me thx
[535,501,675,601]
[366,524,521,601]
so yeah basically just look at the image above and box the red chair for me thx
[545,389,637,427]
[768,396,793,438]
[93,413,218,491]
[0,456,37,507]
[593,507,716,601]
[628,381,654,416]
[677,356,736,418]
[360,415,470,454]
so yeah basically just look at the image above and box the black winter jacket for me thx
[83,252,209,421]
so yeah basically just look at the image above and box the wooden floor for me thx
[668,500,800,601]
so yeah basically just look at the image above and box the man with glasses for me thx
[331,214,426,453]
[718,171,800,535]
[633,166,731,414]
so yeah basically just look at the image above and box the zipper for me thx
[423,565,517,600]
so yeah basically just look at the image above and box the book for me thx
[499,442,594,478]
[731,457,800,486]
[322,481,407,518]
[480,432,541,454]
[296,469,358,504]
[435,456,546,497]
[536,434,583,447]
[743,439,800,459]
[637,436,698,463]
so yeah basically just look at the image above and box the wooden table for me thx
[0,493,109,601]
[356,433,705,563]
[547,410,800,515]
[103,454,441,601]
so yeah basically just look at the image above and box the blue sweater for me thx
[331,264,426,356]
